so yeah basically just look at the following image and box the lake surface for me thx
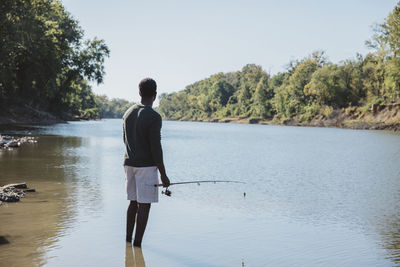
[1,119,400,266]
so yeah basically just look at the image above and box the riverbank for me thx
[0,104,102,125]
[173,104,400,131]
[0,104,63,125]
[2,103,399,131]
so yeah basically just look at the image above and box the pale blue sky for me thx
[62,0,398,103]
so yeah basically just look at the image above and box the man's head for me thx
[139,78,157,100]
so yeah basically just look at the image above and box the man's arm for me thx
[149,115,170,187]
[123,121,126,143]
[156,162,170,187]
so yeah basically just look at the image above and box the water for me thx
[1,119,400,266]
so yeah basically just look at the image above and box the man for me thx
[123,78,170,247]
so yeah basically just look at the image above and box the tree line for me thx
[95,95,133,118]
[158,2,400,123]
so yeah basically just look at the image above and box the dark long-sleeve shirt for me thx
[123,104,163,167]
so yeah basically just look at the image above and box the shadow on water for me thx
[0,134,103,266]
[0,124,41,134]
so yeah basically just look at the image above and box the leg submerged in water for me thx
[133,203,151,247]
[126,200,138,243]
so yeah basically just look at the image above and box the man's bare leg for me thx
[133,203,151,247]
[126,200,138,242]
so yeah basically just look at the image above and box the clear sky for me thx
[62,0,398,104]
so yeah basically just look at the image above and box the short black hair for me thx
[139,78,157,98]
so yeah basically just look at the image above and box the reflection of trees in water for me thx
[372,172,400,265]
[0,135,103,266]
[379,214,400,264]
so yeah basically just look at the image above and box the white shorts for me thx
[124,166,159,203]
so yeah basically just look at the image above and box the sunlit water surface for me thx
[1,119,400,266]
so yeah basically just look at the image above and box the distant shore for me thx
[2,104,399,131]
[166,104,400,131]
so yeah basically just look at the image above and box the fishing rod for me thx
[154,180,245,197]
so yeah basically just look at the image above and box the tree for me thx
[339,57,365,106]
[0,0,109,119]
[251,76,271,118]
[375,2,400,58]
[304,64,347,107]
[273,53,323,117]
[208,80,234,111]
[362,52,386,100]
[367,1,400,102]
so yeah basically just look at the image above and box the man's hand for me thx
[161,174,170,188]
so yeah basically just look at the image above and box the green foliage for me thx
[273,54,323,117]
[362,52,386,100]
[62,78,99,118]
[376,2,400,58]
[339,57,365,106]
[251,76,272,118]
[304,64,348,107]
[0,0,109,120]
[382,57,400,100]
[158,64,273,120]
[95,95,133,118]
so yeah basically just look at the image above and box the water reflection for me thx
[381,219,400,264]
[376,184,400,265]
[125,244,146,267]
[0,134,103,266]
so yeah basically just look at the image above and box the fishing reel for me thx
[162,187,172,197]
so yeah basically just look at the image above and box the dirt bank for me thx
[0,104,64,125]
[174,104,400,131]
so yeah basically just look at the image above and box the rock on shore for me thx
[0,183,35,203]
[0,135,37,149]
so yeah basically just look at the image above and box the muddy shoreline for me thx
[0,104,99,126]
[167,105,400,131]
[0,104,64,125]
